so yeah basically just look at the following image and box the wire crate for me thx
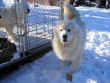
[0,0,61,64]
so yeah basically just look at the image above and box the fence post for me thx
[15,0,25,56]
[22,0,29,52]
[60,0,64,20]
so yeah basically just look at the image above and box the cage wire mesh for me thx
[0,0,61,63]
[24,0,61,52]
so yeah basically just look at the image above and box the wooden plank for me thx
[0,43,52,79]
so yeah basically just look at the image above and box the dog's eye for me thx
[60,29,63,31]
[68,29,71,32]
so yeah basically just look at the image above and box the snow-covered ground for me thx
[1,3,110,83]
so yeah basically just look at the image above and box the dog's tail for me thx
[64,0,80,20]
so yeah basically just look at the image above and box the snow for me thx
[1,4,110,83]
[0,0,5,7]
[2,0,14,6]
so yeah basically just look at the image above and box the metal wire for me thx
[0,0,61,60]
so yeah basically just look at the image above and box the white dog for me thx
[0,2,30,41]
[52,0,86,81]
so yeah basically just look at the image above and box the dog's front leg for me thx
[66,56,82,81]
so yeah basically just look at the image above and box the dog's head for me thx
[54,20,79,44]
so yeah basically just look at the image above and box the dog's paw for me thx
[66,73,72,81]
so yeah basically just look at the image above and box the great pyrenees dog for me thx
[0,2,30,41]
[52,0,86,81]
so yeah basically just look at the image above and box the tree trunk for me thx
[108,0,110,8]
[105,0,108,8]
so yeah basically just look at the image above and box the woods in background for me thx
[69,0,110,9]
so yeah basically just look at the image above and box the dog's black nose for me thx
[0,15,1,19]
[63,35,67,39]
[27,9,30,13]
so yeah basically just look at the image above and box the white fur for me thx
[0,2,29,41]
[52,2,86,81]
[64,1,80,20]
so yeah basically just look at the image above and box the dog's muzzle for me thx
[63,35,67,42]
